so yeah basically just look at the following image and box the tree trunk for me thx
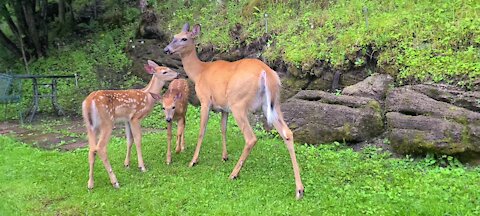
[0,4,19,36]
[22,1,43,58]
[38,0,48,56]
[0,29,21,58]
[58,0,65,24]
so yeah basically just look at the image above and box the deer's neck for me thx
[180,47,204,83]
[142,76,165,95]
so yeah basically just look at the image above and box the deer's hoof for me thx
[296,189,304,200]
[112,182,120,189]
[87,180,94,190]
[229,174,238,180]
[139,166,147,172]
[222,156,229,162]
[166,160,171,165]
[189,161,197,167]
[124,164,130,169]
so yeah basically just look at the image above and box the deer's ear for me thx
[149,92,162,101]
[191,24,201,38]
[144,64,155,74]
[147,60,159,68]
[174,92,182,101]
[182,23,190,32]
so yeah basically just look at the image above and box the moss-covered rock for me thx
[282,90,384,145]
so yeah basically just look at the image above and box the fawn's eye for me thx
[162,107,165,110]
[162,71,168,74]
[181,38,187,41]
[172,106,176,109]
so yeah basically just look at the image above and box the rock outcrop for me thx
[282,90,384,145]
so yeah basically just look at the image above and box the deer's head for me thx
[164,23,200,56]
[162,91,183,122]
[143,60,178,81]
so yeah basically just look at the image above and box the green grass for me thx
[1,107,480,215]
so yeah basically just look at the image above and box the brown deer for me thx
[161,79,190,165]
[164,23,304,199]
[82,60,178,189]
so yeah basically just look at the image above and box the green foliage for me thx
[0,25,139,119]
[159,0,480,86]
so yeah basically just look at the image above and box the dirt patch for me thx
[0,114,164,152]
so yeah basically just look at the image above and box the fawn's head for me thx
[143,60,178,81]
[162,91,183,122]
[164,23,200,56]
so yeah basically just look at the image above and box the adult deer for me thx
[162,79,190,165]
[164,23,304,199]
[82,60,178,189]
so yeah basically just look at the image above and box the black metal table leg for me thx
[51,78,64,116]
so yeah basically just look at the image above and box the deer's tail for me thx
[261,70,281,126]
[82,97,99,132]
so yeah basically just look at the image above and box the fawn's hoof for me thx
[296,189,304,200]
[124,164,130,169]
[87,180,94,190]
[229,174,238,180]
[166,160,171,165]
[222,156,229,162]
[112,182,120,189]
[139,166,147,172]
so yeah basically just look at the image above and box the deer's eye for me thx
[172,106,176,109]
[162,107,165,110]
[162,71,167,74]
[181,38,187,41]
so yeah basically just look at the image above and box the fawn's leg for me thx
[124,122,134,168]
[130,120,146,172]
[176,117,186,153]
[166,121,172,164]
[96,126,119,188]
[87,126,97,189]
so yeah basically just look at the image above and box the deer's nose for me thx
[166,118,172,123]
[163,47,171,54]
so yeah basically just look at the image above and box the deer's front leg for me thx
[166,122,172,165]
[189,103,210,167]
[130,120,146,172]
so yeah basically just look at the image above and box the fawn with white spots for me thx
[164,23,304,199]
[82,60,178,189]
[161,79,190,165]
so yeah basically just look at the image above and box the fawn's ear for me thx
[147,60,160,68]
[182,23,190,32]
[149,92,162,101]
[144,64,155,74]
[174,92,182,101]
[191,24,201,38]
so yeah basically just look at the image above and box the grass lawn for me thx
[1,107,480,215]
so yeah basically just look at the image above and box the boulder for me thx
[282,90,384,145]
[342,73,394,101]
[385,86,480,158]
